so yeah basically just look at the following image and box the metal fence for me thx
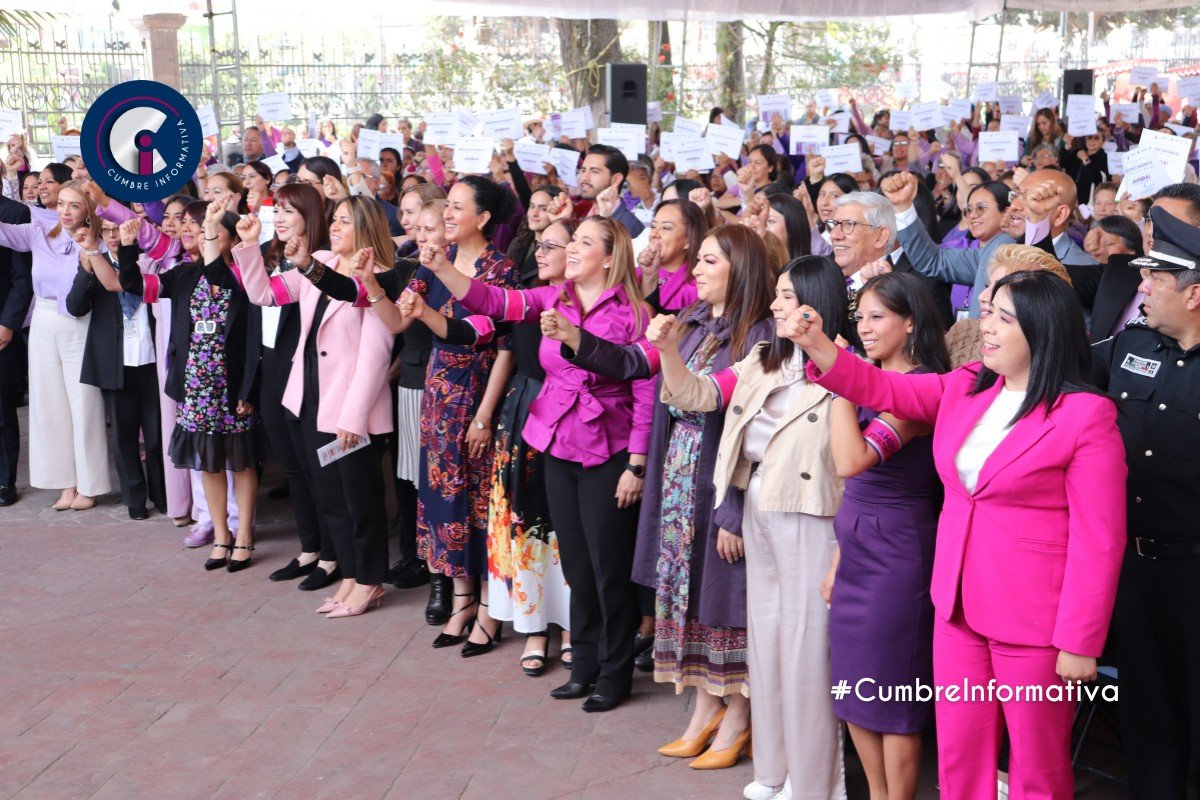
[0,17,147,157]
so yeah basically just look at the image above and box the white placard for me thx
[909,102,942,131]
[646,102,663,124]
[513,141,549,175]
[559,107,593,139]
[480,108,523,141]
[895,82,919,101]
[1066,95,1098,137]
[356,129,382,160]
[790,125,830,156]
[260,154,288,175]
[658,131,685,162]
[941,106,961,126]
[546,147,580,187]
[1165,123,1195,137]
[1033,90,1059,111]
[296,138,322,158]
[821,143,862,175]
[977,131,1019,164]
[815,89,839,109]
[0,108,21,140]
[196,103,219,138]
[974,83,999,103]
[673,117,704,138]
[672,138,715,173]
[948,98,973,122]
[455,108,480,138]
[704,122,745,159]
[865,135,891,156]
[1177,76,1200,103]
[317,434,371,468]
[422,113,459,146]
[1155,75,1173,92]
[451,138,494,175]
[1107,151,1125,175]
[719,115,739,129]
[1000,115,1032,135]
[889,110,913,133]
[1138,128,1192,182]
[1103,141,1118,154]
[256,204,275,245]
[998,95,1024,115]
[825,112,851,134]
[611,121,647,140]
[1130,66,1159,87]
[50,135,81,163]
[1115,147,1176,201]
[377,133,406,155]
[596,127,643,161]
[255,92,291,122]
[757,93,791,123]
[1108,103,1141,126]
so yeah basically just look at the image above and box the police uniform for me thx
[1091,205,1200,800]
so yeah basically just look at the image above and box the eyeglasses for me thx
[892,140,910,147]
[535,241,566,253]
[1007,190,1024,203]
[963,203,993,217]
[821,219,871,235]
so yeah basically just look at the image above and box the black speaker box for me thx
[1063,69,1095,103]
[606,63,647,126]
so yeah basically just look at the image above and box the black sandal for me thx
[432,592,478,649]
[227,544,255,573]
[560,645,574,670]
[520,630,549,677]
[205,542,232,571]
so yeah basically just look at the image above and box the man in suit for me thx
[0,195,32,505]
[1091,205,1200,799]
[1013,170,1102,317]
[1089,215,1147,343]
[1091,184,1200,343]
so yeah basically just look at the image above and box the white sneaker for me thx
[998,776,1010,800]
[769,778,793,800]
[743,780,784,800]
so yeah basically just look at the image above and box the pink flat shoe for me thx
[315,597,344,614]
[326,586,384,619]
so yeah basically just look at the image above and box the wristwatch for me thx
[473,420,489,430]
[84,248,102,256]
[624,463,646,478]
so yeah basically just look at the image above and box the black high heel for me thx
[227,544,255,573]
[432,592,478,649]
[461,601,503,658]
[204,543,232,571]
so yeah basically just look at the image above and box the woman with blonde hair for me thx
[944,244,1071,369]
[0,179,110,509]
[420,215,654,712]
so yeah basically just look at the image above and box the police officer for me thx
[1092,204,1200,799]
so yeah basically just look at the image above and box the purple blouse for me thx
[0,216,82,316]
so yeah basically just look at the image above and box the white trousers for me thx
[743,472,846,800]
[28,299,111,496]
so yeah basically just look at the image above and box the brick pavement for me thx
[0,409,1128,799]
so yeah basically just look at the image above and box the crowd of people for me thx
[1,83,1199,800]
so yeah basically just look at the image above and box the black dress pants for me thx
[103,364,166,510]
[544,451,639,697]
[1116,547,1200,800]
[297,409,388,585]
[260,348,329,558]
[0,343,20,487]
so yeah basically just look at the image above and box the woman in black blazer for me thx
[67,216,166,520]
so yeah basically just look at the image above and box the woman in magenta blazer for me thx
[784,269,1126,800]
[228,197,395,619]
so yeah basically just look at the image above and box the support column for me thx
[135,14,188,90]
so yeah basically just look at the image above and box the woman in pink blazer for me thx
[227,196,395,618]
[784,269,1127,800]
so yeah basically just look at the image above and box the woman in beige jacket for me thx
[650,255,857,800]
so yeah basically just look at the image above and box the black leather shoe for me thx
[269,557,317,582]
[582,692,625,713]
[226,544,254,573]
[204,543,232,571]
[425,574,452,625]
[153,501,168,515]
[298,565,340,591]
[550,680,593,700]
[267,480,290,500]
[635,649,654,672]
[129,506,149,521]
[0,486,16,506]
[387,557,431,589]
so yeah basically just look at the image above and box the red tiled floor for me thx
[0,408,1128,799]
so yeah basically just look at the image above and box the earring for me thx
[603,262,611,270]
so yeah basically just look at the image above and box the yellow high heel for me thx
[688,728,751,770]
[658,707,726,757]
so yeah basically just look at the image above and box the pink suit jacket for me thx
[230,243,393,439]
[809,349,1127,657]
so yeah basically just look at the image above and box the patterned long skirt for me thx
[417,347,496,578]
[486,374,570,633]
[653,417,749,697]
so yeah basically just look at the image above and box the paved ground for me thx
[0,408,1129,799]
